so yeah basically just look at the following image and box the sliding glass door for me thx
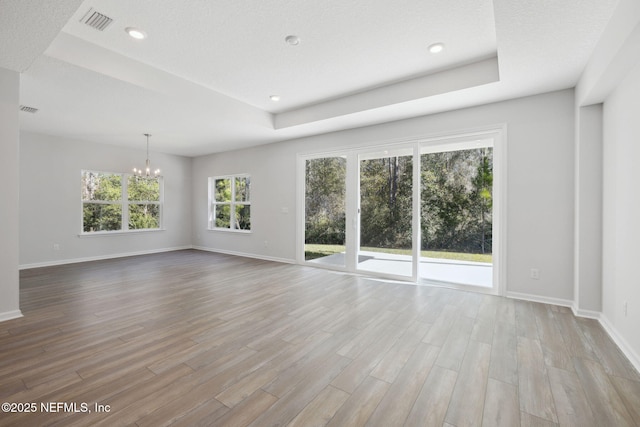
[357,149,415,279]
[419,140,494,287]
[299,130,502,292]
[304,156,347,268]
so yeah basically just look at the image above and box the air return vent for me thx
[19,105,38,114]
[80,8,113,31]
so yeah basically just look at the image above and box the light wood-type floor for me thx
[1,249,639,426]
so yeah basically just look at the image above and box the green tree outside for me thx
[128,175,160,230]
[82,171,160,232]
[305,157,346,247]
[82,172,122,232]
[213,176,251,230]
[304,147,493,260]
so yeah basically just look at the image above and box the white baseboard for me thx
[505,291,574,308]
[192,246,295,265]
[0,310,23,322]
[571,305,602,319]
[599,314,640,375]
[19,246,193,270]
[507,291,639,374]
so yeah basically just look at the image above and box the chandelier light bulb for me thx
[133,134,160,177]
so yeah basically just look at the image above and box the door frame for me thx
[296,125,507,296]
[355,146,419,281]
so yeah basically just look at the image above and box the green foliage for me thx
[83,203,122,232]
[128,176,160,202]
[129,203,160,229]
[304,244,346,260]
[128,176,160,230]
[303,147,493,256]
[82,172,123,232]
[215,178,231,202]
[305,158,346,244]
[214,204,229,228]
[82,172,122,202]
[236,204,251,230]
[235,177,250,202]
[421,148,493,253]
[82,171,160,232]
[213,177,251,230]
[360,156,413,249]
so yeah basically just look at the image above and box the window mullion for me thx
[122,173,129,231]
[231,178,236,230]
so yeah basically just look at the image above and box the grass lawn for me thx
[304,244,492,263]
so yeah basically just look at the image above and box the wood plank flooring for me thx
[1,249,639,426]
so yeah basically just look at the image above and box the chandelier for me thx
[133,133,160,177]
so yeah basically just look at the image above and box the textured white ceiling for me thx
[60,0,497,112]
[6,0,620,156]
[0,0,84,71]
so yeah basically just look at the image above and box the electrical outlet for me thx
[53,243,60,251]
[530,268,539,280]
[263,240,268,248]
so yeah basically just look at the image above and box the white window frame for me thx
[80,170,164,235]
[296,125,507,296]
[208,174,251,232]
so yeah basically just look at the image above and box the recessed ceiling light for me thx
[125,27,147,40]
[429,42,444,53]
[270,95,281,102]
[285,35,300,46]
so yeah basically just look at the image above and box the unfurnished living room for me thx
[1,0,640,426]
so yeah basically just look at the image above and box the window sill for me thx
[78,229,166,237]
[206,228,252,234]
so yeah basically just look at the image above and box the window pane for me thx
[421,147,493,258]
[209,175,251,231]
[128,176,160,202]
[83,203,122,232]
[215,179,231,202]
[358,154,413,283]
[304,157,346,262]
[235,204,251,230]
[129,204,160,229]
[215,204,231,228]
[235,177,251,202]
[82,171,122,201]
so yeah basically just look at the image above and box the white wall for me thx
[192,141,298,263]
[602,57,640,364]
[19,132,193,267]
[573,103,603,314]
[193,89,576,301]
[0,68,21,321]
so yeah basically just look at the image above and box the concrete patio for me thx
[309,250,492,288]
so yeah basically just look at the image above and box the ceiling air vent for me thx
[19,105,38,114]
[80,8,113,31]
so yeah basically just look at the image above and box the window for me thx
[81,170,162,233]
[127,175,162,230]
[209,175,251,231]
